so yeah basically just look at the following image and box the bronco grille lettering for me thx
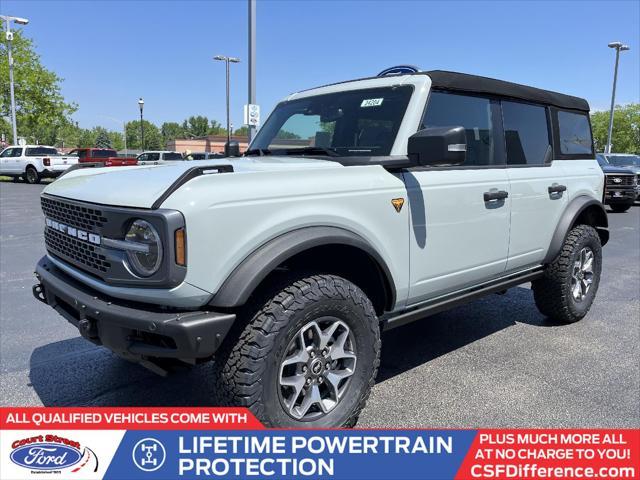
[45,217,101,245]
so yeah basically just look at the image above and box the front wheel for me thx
[610,203,632,213]
[212,274,381,428]
[532,225,602,324]
[25,166,40,184]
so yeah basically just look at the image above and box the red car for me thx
[68,148,137,167]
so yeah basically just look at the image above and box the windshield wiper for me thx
[282,146,340,157]
[244,148,272,156]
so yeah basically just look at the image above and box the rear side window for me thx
[502,101,550,166]
[556,110,593,155]
[26,147,58,156]
[163,152,183,160]
[423,91,501,166]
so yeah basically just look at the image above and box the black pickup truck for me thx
[597,154,637,213]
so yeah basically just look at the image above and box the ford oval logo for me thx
[10,443,82,471]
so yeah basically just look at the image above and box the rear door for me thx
[406,91,512,304]
[502,100,568,270]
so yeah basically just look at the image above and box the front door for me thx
[405,91,511,304]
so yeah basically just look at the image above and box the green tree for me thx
[107,130,124,151]
[233,126,249,136]
[77,128,96,148]
[94,127,111,148]
[591,104,640,154]
[126,120,162,150]
[0,30,77,145]
[182,115,209,137]
[161,122,185,144]
[208,119,226,136]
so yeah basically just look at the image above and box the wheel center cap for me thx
[310,358,323,375]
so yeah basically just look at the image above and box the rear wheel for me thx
[212,274,380,428]
[25,166,40,184]
[532,225,602,324]
[610,203,632,213]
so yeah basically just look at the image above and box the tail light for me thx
[43,158,50,166]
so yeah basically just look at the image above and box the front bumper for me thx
[604,188,636,204]
[33,256,235,363]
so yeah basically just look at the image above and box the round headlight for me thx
[125,219,163,277]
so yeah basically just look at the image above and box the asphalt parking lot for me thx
[1,181,638,427]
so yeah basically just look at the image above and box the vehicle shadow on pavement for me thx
[28,286,558,406]
[376,286,560,383]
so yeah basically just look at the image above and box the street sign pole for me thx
[248,0,256,143]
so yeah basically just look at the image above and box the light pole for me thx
[213,55,240,148]
[138,98,145,151]
[606,42,630,154]
[1,14,29,144]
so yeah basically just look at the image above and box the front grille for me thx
[605,174,635,187]
[41,196,111,277]
[41,196,108,231]
[45,228,111,274]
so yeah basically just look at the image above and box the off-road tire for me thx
[25,166,40,185]
[532,224,602,324]
[212,274,381,428]
[610,203,632,213]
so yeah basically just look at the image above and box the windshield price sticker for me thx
[360,98,384,107]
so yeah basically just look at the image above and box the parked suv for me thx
[596,154,637,212]
[33,68,608,427]
[136,151,184,164]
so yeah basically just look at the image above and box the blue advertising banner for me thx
[105,429,477,479]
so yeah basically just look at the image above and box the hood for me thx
[42,156,341,208]
[600,164,637,175]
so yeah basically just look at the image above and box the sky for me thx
[2,0,639,131]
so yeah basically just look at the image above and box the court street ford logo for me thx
[10,436,82,471]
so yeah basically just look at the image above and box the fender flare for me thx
[543,196,609,264]
[210,226,396,309]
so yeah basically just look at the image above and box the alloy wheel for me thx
[571,247,594,302]
[278,317,357,420]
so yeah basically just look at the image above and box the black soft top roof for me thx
[426,70,590,112]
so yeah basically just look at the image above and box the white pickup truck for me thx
[0,145,78,184]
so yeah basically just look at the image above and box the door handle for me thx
[548,183,567,194]
[483,190,509,202]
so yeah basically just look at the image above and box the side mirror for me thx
[408,126,466,167]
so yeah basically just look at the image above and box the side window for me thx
[138,154,147,162]
[77,150,87,159]
[423,91,500,166]
[501,101,550,166]
[556,110,593,155]
[12,148,22,157]
[0,148,13,157]
[148,153,160,161]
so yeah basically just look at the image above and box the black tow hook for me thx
[32,283,47,304]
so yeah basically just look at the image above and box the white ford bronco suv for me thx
[33,67,608,427]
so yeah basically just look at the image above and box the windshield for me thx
[91,149,118,158]
[164,152,184,160]
[249,86,413,157]
[606,155,640,167]
[25,147,58,156]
